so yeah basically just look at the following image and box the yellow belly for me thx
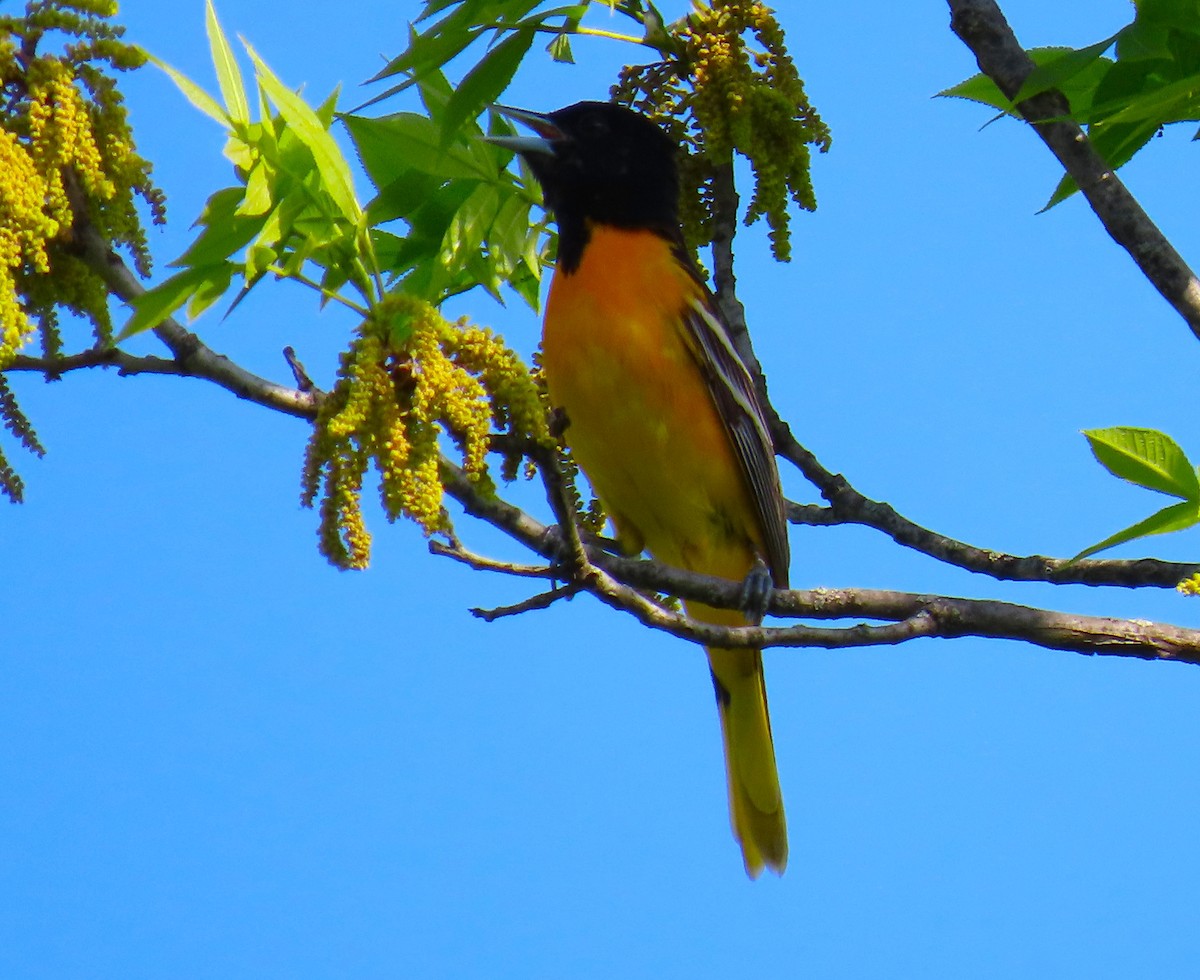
[542,226,761,581]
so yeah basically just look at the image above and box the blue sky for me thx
[6,0,1200,976]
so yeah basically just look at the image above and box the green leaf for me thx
[148,54,228,126]
[343,112,486,183]
[1011,37,1118,106]
[186,261,236,319]
[1091,70,1200,125]
[1072,498,1200,561]
[546,32,574,63]
[205,0,249,124]
[244,43,360,222]
[1041,118,1160,209]
[368,8,486,84]
[315,86,341,129]
[237,159,273,216]
[441,182,501,264]
[937,72,1011,112]
[1084,426,1200,499]
[117,265,229,340]
[939,46,1116,115]
[369,229,410,270]
[171,212,266,270]
[440,27,536,145]
[366,171,444,225]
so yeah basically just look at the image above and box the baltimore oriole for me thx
[491,101,790,877]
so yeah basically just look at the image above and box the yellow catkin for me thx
[611,0,830,262]
[1177,573,1200,596]
[302,296,549,569]
[1,2,165,499]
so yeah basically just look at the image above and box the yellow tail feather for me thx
[695,601,787,878]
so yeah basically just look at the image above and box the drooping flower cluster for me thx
[0,0,165,501]
[612,0,831,261]
[301,294,550,570]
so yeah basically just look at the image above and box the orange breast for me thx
[542,225,762,581]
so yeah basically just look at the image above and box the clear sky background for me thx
[5,0,1200,976]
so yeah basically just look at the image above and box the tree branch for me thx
[470,584,583,621]
[946,0,1200,341]
[773,421,1198,588]
[434,454,1200,665]
[63,219,321,419]
[9,346,181,378]
[10,88,1195,668]
[705,132,1195,591]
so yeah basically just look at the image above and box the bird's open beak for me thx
[484,105,565,156]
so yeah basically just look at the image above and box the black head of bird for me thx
[489,101,680,263]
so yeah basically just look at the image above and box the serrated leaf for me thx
[937,71,1011,111]
[417,0,469,24]
[1072,498,1200,561]
[489,189,533,267]
[244,42,360,222]
[366,171,444,225]
[1041,119,1160,209]
[343,112,486,183]
[368,10,485,84]
[205,0,249,124]
[1084,426,1200,499]
[509,260,542,310]
[1011,36,1118,106]
[148,54,228,126]
[940,47,1116,116]
[440,28,535,145]
[117,265,228,340]
[369,229,410,270]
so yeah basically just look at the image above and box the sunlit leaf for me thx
[1084,426,1200,499]
[117,265,229,340]
[244,43,360,222]
[343,112,486,183]
[1073,499,1200,561]
[1010,36,1118,106]
[148,54,228,126]
[186,261,236,319]
[440,28,535,145]
[205,0,249,124]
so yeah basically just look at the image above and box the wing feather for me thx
[679,292,791,589]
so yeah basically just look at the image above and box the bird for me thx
[489,101,790,877]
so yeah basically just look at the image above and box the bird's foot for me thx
[739,557,774,626]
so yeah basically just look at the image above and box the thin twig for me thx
[283,346,316,393]
[8,347,181,378]
[429,537,557,579]
[470,584,583,622]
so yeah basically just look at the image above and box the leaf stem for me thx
[266,265,370,316]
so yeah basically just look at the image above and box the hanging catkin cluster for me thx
[301,294,549,570]
[0,0,165,501]
[612,0,831,261]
